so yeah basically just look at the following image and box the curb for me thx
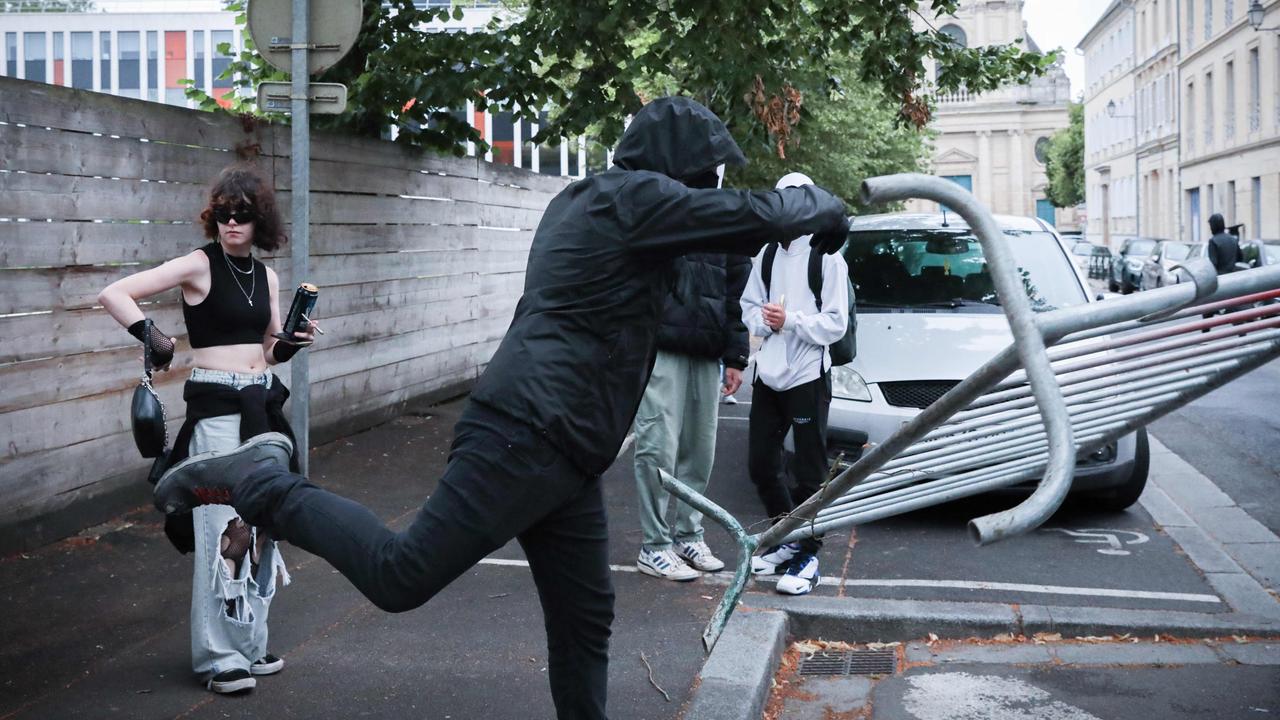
[681,609,788,720]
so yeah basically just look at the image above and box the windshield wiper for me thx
[911,298,1002,309]
[857,301,909,308]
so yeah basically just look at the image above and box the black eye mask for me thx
[682,169,722,190]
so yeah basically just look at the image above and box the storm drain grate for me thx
[797,649,896,676]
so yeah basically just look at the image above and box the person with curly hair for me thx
[98,163,316,694]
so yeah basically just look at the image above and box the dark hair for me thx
[1208,213,1226,234]
[199,164,288,252]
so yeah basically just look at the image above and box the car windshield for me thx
[1072,243,1093,256]
[1123,239,1158,256]
[845,228,1088,313]
[1162,243,1192,261]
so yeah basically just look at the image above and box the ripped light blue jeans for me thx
[188,368,290,677]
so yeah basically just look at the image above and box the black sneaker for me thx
[207,668,256,694]
[250,653,285,676]
[153,432,293,515]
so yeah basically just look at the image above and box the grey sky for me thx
[1024,0,1114,100]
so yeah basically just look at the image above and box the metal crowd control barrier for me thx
[660,173,1280,652]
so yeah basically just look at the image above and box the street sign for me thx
[247,0,362,76]
[257,81,348,114]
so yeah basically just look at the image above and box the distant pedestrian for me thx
[1207,213,1243,274]
[632,203,751,581]
[153,98,851,720]
[97,164,316,694]
[741,172,850,596]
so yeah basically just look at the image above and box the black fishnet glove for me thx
[128,319,176,369]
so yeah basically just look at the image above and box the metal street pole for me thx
[290,0,310,474]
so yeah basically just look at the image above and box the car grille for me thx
[880,380,960,409]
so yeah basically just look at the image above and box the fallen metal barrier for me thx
[661,173,1280,651]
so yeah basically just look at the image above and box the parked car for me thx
[1071,241,1113,281]
[1109,237,1161,294]
[823,213,1149,511]
[1242,239,1280,268]
[1140,240,1205,290]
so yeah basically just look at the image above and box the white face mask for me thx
[715,164,726,189]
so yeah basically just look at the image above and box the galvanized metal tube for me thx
[657,470,756,652]
[290,0,311,473]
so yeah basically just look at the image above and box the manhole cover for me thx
[798,649,896,676]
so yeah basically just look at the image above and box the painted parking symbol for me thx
[1042,528,1150,556]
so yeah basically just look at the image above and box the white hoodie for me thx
[741,173,849,392]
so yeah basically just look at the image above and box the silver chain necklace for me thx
[223,249,256,307]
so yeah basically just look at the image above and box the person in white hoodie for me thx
[740,172,850,595]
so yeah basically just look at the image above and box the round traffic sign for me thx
[247,0,363,77]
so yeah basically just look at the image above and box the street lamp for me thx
[1106,99,1141,243]
[1249,0,1280,31]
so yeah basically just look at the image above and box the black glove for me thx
[128,319,175,368]
[810,215,851,255]
[272,339,303,364]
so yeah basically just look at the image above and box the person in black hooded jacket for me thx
[154,96,850,720]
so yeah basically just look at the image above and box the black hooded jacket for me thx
[657,253,751,368]
[469,97,848,475]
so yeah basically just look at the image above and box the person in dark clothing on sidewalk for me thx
[632,217,752,581]
[1207,213,1244,274]
[154,97,850,720]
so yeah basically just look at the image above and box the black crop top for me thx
[183,242,272,348]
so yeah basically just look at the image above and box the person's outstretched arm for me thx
[617,173,848,260]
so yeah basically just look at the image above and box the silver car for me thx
[824,213,1149,511]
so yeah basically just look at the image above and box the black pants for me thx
[747,372,831,554]
[233,402,614,720]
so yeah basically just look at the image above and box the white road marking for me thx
[904,672,1104,720]
[473,559,1221,603]
[716,416,751,422]
[1042,528,1150,556]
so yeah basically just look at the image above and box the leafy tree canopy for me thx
[198,0,1056,161]
[1044,102,1084,208]
[1,0,94,11]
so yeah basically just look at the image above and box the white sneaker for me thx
[721,394,739,405]
[676,540,725,572]
[751,542,801,575]
[776,553,820,595]
[637,547,699,581]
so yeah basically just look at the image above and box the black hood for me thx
[612,97,748,182]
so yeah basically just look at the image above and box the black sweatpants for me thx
[747,372,831,554]
[233,402,614,720]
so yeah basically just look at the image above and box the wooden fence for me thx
[0,76,568,551]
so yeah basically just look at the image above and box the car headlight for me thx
[1126,259,1143,271]
[831,366,872,402]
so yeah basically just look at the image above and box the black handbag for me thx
[130,318,169,460]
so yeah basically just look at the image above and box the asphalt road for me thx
[1149,356,1280,535]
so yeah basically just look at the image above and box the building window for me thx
[99,32,111,91]
[70,31,91,89]
[1186,80,1196,152]
[1249,46,1260,132]
[164,30,186,105]
[4,33,15,77]
[146,31,158,100]
[24,32,45,82]
[193,30,204,90]
[1227,180,1236,224]
[1253,177,1263,239]
[1225,0,1234,24]
[1205,0,1213,39]
[1034,137,1050,164]
[1204,71,1213,146]
[52,31,63,85]
[1225,59,1235,138]
[211,30,234,93]
[119,31,139,97]
[1186,0,1196,47]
